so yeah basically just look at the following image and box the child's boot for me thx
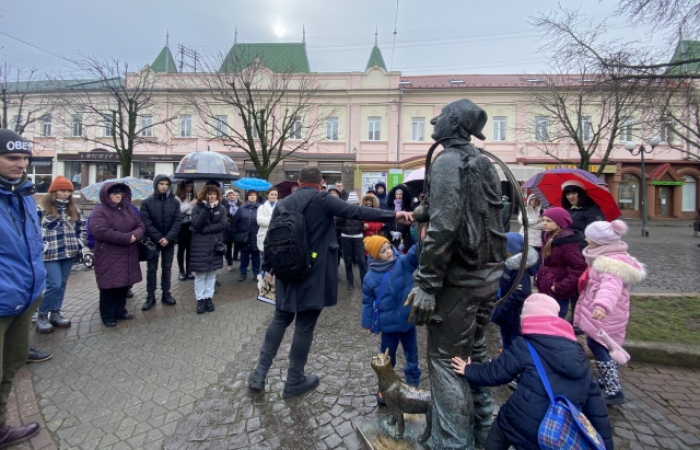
[599,360,626,404]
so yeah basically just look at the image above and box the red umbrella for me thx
[522,168,623,221]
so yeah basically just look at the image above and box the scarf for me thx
[394,201,403,213]
[582,240,629,265]
[521,316,577,342]
[229,203,238,217]
[299,182,320,191]
[368,256,395,272]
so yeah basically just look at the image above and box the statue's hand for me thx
[404,287,436,326]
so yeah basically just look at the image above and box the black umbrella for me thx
[174,151,240,181]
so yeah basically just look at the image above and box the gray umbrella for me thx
[174,151,241,181]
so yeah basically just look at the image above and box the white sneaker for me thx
[226,265,233,271]
[31,312,38,323]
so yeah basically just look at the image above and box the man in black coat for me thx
[140,174,182,310]
[247,167,413,398]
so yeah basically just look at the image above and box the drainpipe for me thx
[397,88,403,162]
[347,104,352,153]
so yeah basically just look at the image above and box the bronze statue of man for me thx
[406,98,507,449]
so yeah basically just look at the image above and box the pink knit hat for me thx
[585,219,628,245]
[521,294,560,320]
[542,207,572,229]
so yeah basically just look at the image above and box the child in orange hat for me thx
[361,235,420,404]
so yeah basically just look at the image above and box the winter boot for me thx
[598,360,626,404]
[0,422,40,448]
[142,294,156,311]
[283,374,320,398]
[35,312,54,334]
[204,298,215,312]
[196,300,206,314]
[48,310,71,328]
[247,369,266,392]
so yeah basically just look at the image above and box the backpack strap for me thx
[526,341,555,403]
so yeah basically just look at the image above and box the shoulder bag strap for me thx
[526,341,555,403]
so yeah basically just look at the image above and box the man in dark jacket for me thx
[375,181,389,210]
[335,181,349,201]
[140,175,182,310]
[405,99,507,449]
[247,167,412,398]
[0,129,47,447]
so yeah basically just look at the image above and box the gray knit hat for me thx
[347,191,360,205]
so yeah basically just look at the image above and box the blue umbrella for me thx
[234,178,272,191]
[80,176,153,202]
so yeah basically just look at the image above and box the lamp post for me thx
[625,136,660,237]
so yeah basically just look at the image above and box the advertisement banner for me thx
[362,172,387,193]
[388,169,403,190]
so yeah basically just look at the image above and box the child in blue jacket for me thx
[490,232,539,351]
[362,235,421,394]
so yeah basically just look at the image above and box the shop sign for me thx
[388,169,403,190]
[79,152,118,161]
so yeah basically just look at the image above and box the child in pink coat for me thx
[574,220,646,404]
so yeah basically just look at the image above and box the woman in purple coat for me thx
[89,182,145,327]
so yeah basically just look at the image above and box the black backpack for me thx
[264,193,318,282]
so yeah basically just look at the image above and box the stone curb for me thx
[7,368,57,450]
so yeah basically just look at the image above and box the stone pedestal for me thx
[356,414,431,449]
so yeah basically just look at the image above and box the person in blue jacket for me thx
[361,235,421,403]
[490,232,539,351]
[451,293,614,450]
[0,129,48,447]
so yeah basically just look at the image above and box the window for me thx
[660,117,673,143]
[64,162,82,191]
[619,117,633,141]
[579,116,592,141]
[140,115,153,137]
[103,115,114,137]
[214,115,227,138]
[71,114,83,137]
[285,171,300,181]
[12,115,22,133]
[618,173,640,211]
[535,116,549,141]
[492,116,506,141]
[289,117,302,140]
[28,160,53,193]
[133,162,155,180]
[325,117,339,141]
[411,117,425,142]
[368,117,381,141]
[41,115,52,137]
[179,115,192,138]
[682,175,697,212]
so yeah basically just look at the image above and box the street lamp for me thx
[625,136,660,237]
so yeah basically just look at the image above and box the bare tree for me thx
[525,65,650,175]
[57,57,178,176]
[0,63,53,135]
[182,49,334,180]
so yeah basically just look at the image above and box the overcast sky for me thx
[1,0,671,78]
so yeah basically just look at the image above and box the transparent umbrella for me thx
[174,151,240,181]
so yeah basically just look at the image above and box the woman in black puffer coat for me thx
[231,190,261,282]
[190,185,228,314]
[561,181,605,252]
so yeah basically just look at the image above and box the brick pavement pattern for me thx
[6,221,698,449]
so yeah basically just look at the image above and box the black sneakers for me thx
[282,375,320,399]
[26,347,52,363]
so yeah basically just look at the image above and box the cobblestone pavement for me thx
[5,224,698,449]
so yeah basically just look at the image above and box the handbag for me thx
[139,238,158,261]
[214,240,226,256]
[526,341,607,450]
[370,271,391,334]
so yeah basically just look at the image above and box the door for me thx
[656,187,671,217]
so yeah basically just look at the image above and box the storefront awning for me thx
[495,165,546,182]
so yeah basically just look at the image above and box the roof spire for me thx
[375,26,378,46]
[234,26,238,44]
[303,25,306,45]
[165,30,169,48]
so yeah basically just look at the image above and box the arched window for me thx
[682,174,697,212]
[618,173,640,211]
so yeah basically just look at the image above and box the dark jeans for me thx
[177,225,192,274]
[225,241,234,266]
[341,237,367,285]
[240,249,260,277]
[556,298,574,319]
[380,328,421,386]
[586,336,611,362]
[147,244,175,295]
[99,286,129,323]
[484,419,513,450]
[253,309,322,383]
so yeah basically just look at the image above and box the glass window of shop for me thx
[682,174,697,212]
[64,162,82,191]
[618,173,640,211]
[29,161,53,193]
[96,164,118,183]
[285,171,299,181]
[133,162,155,180]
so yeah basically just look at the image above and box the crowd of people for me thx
[0,121,649,449]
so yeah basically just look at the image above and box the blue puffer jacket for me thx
[0,179,47,316]
[361,245,418,333]
[463,334,614,450]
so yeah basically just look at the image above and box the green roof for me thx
[667,40,700,75]
[151,46,178,73]
[365,45,387,71]
[219,43,310,73]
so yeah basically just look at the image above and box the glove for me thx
[404,286,439,326]
[390,231,402,241]
[398,243,405,252]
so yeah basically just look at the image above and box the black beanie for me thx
[0,129,31,156]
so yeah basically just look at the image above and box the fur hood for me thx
[361,194,379,208]
[505,245,539,271]
[591,254,646,286]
